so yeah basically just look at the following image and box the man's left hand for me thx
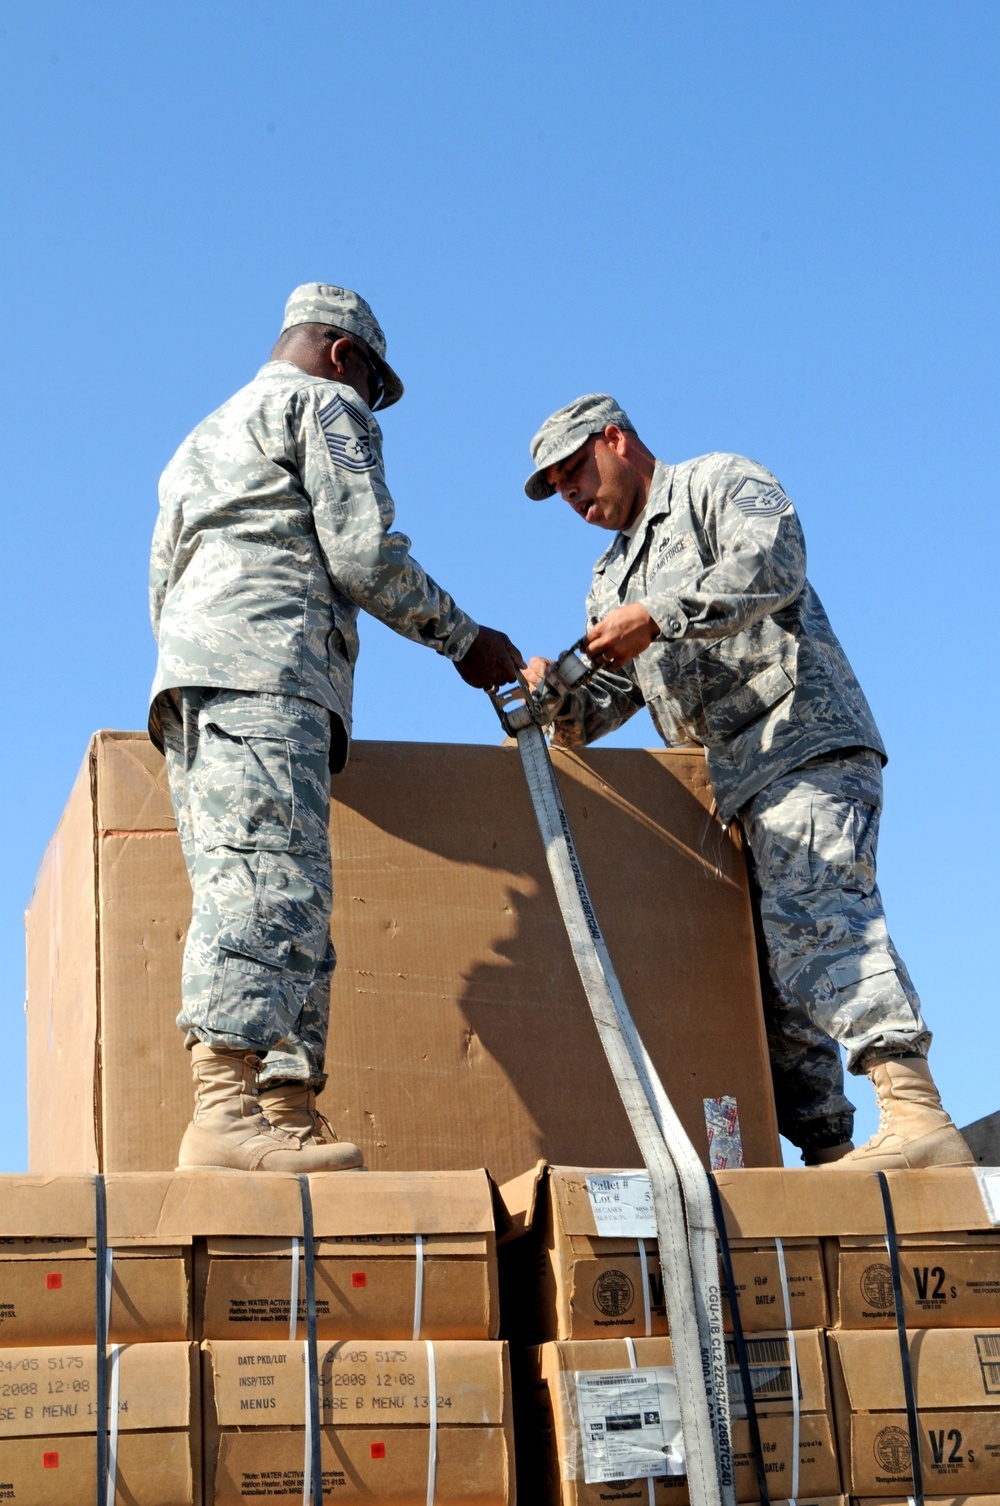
[586,604,659,669]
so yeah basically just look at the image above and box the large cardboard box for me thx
[499,1164,827,1344]
[196,1168,499,1340]
[828,1327,1000,1496]
[0,1175,190,1345]
[26,734,779,1180]
[0,1341,196,1505]
[202,1337,514,1503]
[519,1331,839,1505]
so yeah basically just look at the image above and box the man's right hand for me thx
[523,656,553,692]
[454,626,526,689]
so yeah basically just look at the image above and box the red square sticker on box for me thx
[370,1443,385,1460]
[351,1272,366,1288]
[42,1452,60,1469]
[45,1273,62,1290]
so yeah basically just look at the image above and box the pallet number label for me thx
[586,1173,657,1239]
[574,1366,685,1484]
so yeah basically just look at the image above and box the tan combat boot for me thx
[177,1044,364,1171]
[834,1056,973,1170]
[257,1083,338,1147]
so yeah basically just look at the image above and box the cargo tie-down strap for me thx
[489,679,735,1506]
[94,1173,113,1506]
[299,1177,323,1506]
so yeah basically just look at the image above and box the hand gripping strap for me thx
[877,1171,924,1506]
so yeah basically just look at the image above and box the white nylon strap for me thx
[624,1337,655,1506]
[637,1239,652,1337]
[105,1344,121,1506]
[289,1237,301,1341]
[413,1234,425,1340]
[425,1340,438,1506]
[302,1338,313,1506]
[773,1237,799,1504]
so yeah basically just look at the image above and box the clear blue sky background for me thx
[1,2,996,1171]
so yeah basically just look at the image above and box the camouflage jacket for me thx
[149,361,478,767]
[542,454,885,822]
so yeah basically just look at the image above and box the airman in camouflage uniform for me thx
[524,394,971,1170]
[150,283,522,1172]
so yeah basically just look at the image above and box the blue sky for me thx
[1,2,997,1169]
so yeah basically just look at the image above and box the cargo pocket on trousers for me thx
[207,919,297,1044]
[200,725,296,853]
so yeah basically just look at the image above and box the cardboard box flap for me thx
[0,1342,192,1437]
[204,1338,508,1427]
[830,1328,1000,1410]
[715,1167,1000,1238]
[496,1160,547,1243]
[93,731,175,834]
[0,1174,180,1241]
[132,1169,495,1238]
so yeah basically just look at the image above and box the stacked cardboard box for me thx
[0,1169,515,1505]
[0,1174,197,1505]
[501,1164,1000,1506]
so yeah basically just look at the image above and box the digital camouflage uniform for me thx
[539,450,929,1153]
[150,358,478,1088]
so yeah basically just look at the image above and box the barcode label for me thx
[975,1333,1000,1394]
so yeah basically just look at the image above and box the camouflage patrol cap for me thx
[525,393,635,499]
[280,282,404,409]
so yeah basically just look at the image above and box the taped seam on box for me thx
[425,1340,438,1506]
[773,1238,799,1503]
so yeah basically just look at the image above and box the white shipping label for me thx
[586,1173,657,1239]
[975,1168,1000,1224]
[574,1367,685,1484]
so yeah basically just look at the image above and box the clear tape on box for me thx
[556,1365,686,1486]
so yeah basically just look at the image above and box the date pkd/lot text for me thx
[203,1338,515,1506]
[0,1342,196,1506]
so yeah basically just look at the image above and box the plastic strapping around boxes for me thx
[625,1337,656,1506]
[301,1339,313,1506]
[299,1177,322,1506]
[105,1344,121,1506]
[708,1174,770,1506]
[637,1240,652,1337]
[94,1173,110,1505]
[425,1339,438,1506]
[773,1238,799,1504]
[413,1233,425,1341]
[289,1236,301,1341]
[876,1171,924,1506]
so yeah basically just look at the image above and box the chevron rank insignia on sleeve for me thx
[731,476,792,515]
[318,392,377,472]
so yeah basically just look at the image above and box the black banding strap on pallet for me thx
[877,1170,924,1506]
[709,1175,770,1506]
[94,1173,109,1506]
[299,1176,323,1505]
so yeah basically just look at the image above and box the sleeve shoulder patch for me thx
[731,475,791,516]
[317,392,377,472]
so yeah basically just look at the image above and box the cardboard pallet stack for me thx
[0,1170,514,1505]
[15,731,799,1503]
[498,1163,1000,1506]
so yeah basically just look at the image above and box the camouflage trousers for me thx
[159,687,335,1090]
[738,748,930,1154]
